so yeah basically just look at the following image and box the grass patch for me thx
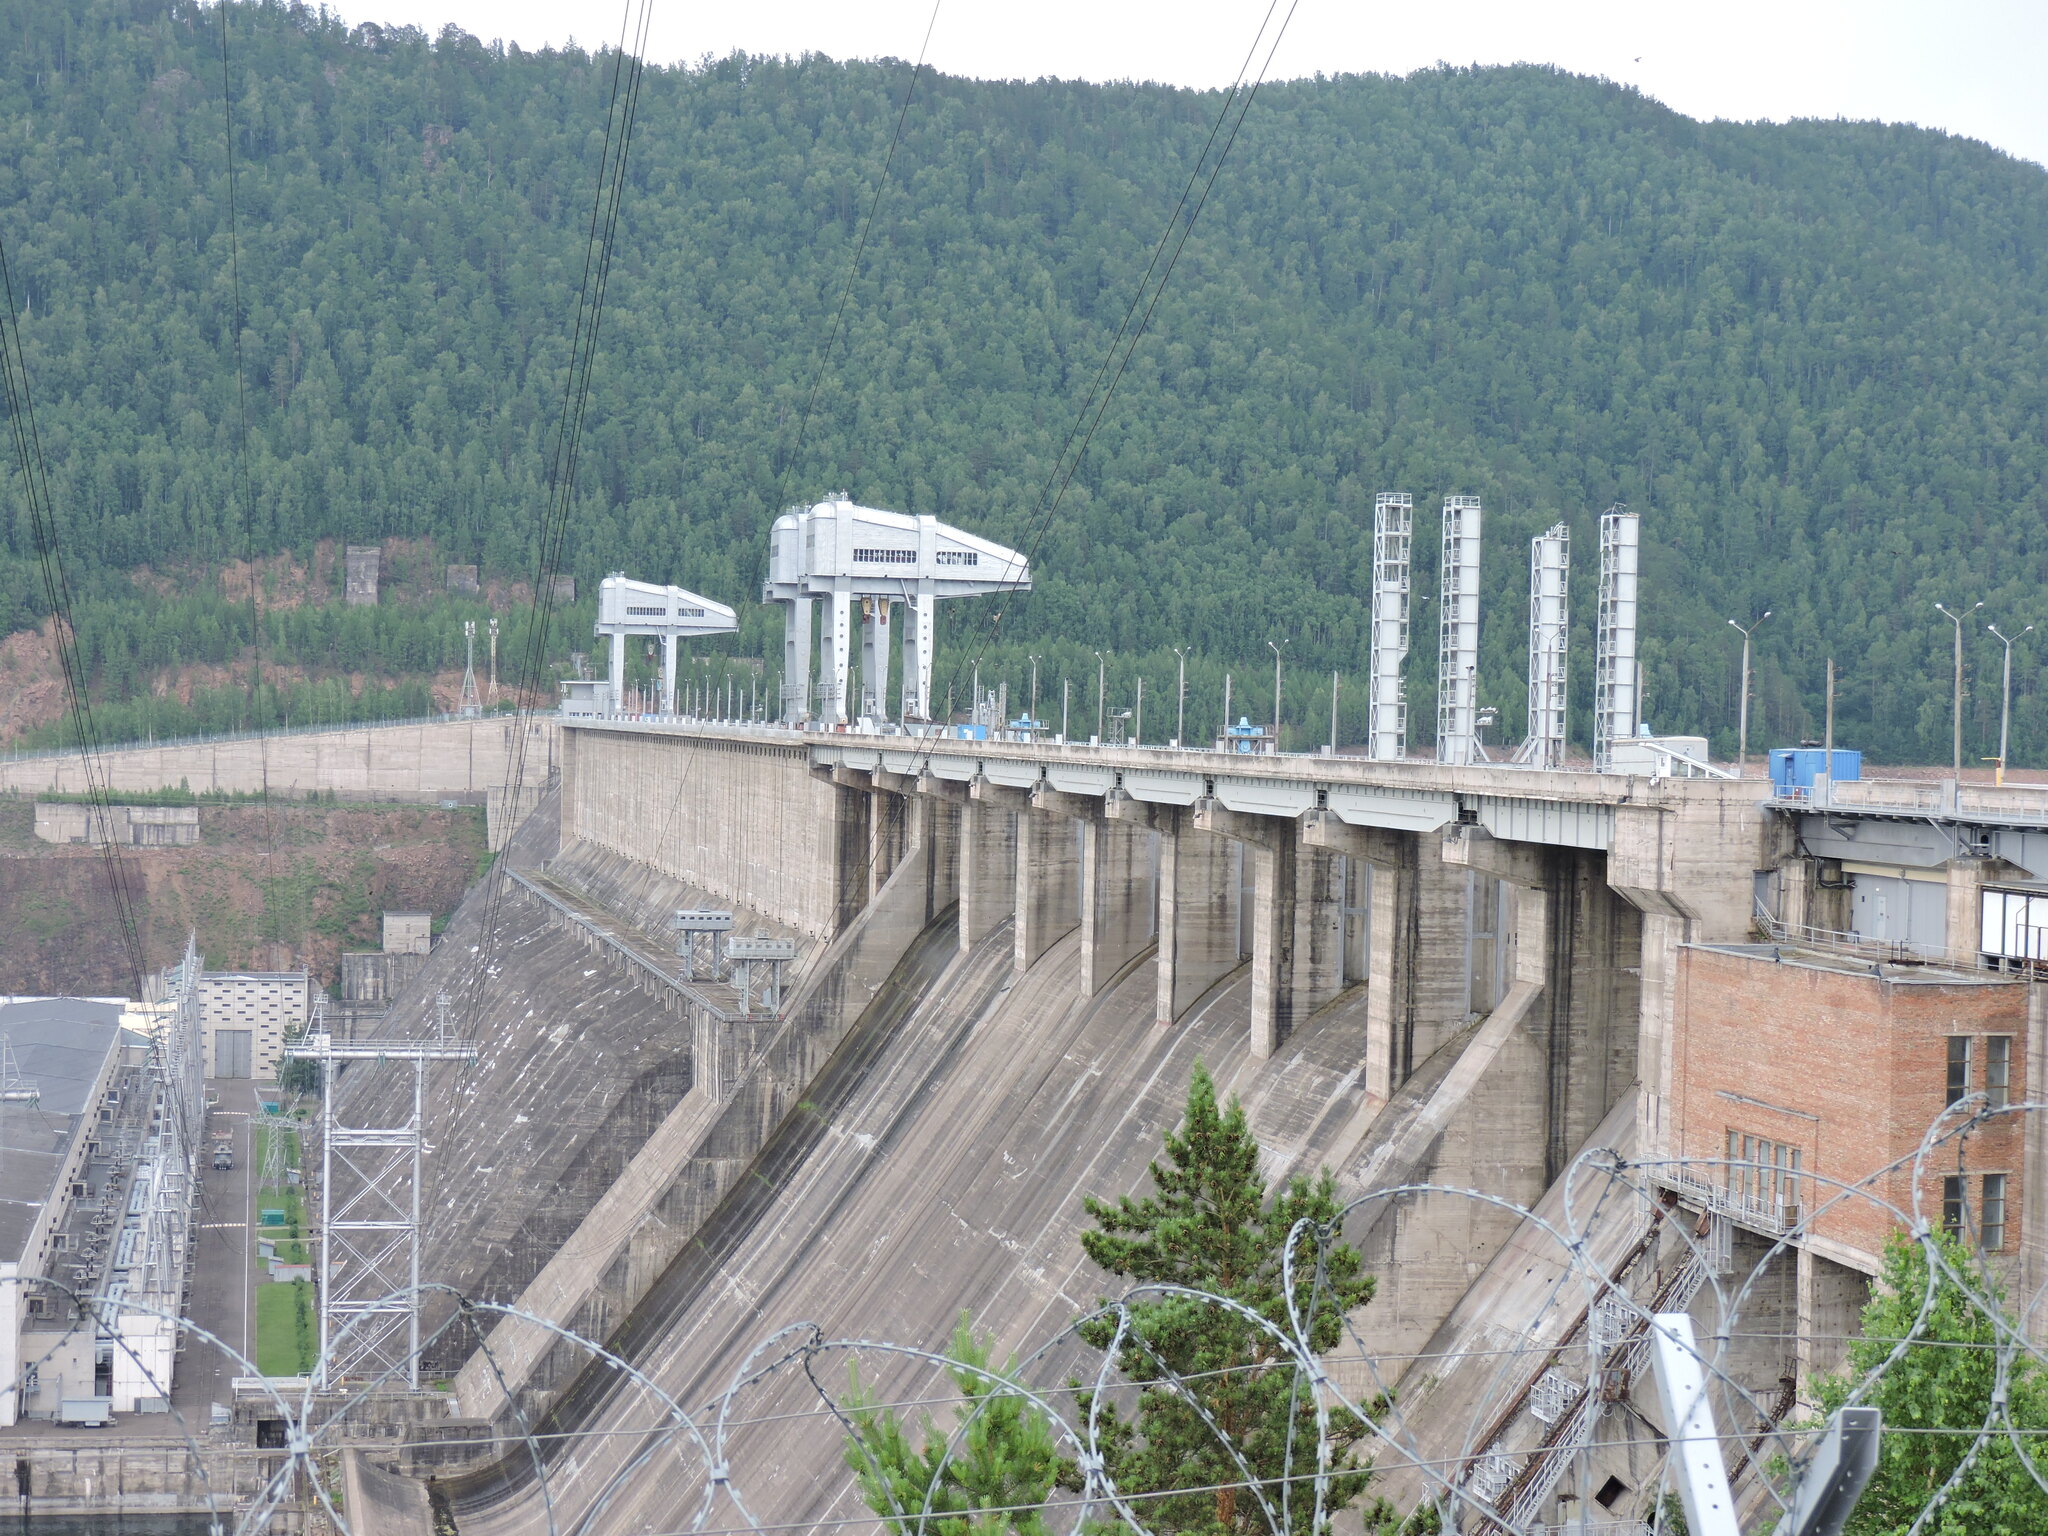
[255,1279,316,1376]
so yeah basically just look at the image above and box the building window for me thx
[1725,1131,1803,1223]
[1986,1036,2012,1110]
[1982,1174,2008,1251]
[25,1296,46,1317]
[852,546,917,565]
[935,549,979,567]
[1947,1037,1972,1106]
[1943,1175,1967,1238]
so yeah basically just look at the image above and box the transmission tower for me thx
[487,617,499,704]
[459,620,481,718]
[285,1027,477,1388]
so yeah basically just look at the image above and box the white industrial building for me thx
[587,573,739,717]
[199,969,311,1080]
[2,944,203,1426]
[763,496,1030,725]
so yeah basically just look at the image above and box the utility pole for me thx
[1267,639,1286,752]
[1134,677,1143,747]
[1062,678,1070,741]
[1936,602,1983,783]
[1988,623,2032,786]
[1823,657,1836,806]
[1094,651,1107,743]
[1172,646,1187,747]
[1329,670,1340,754]
[1028,655,1040,729]
[1727,611,1769,777]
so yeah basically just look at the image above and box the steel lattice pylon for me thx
[284,1029,477,1388]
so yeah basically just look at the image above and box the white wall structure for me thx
[1518,523,1571,769]
[198,970,311,1080]
[596,575,738,717]
[1436,496,1484,766]
[1368,493,1414,761]
[763,497,1029,725]
[1594,505,1641,772]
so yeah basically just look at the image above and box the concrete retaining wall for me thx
[562,724,854,939]
[5,1436,310,1523]
[0,716,556,799]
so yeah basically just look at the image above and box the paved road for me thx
[173,1078,262,1416]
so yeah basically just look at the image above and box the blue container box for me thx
[1769,747,1862,793]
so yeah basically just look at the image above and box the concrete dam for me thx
[322,713,1780,1533]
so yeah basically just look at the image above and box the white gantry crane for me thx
[594,574,738,716]
[764,496,1030,726]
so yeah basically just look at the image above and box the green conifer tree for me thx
[844,1314,1063,1535]
[1077,1063,1379,1533]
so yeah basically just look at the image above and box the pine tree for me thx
[1077,1063,1379,1533]
[844,1314,1063,1535]
[1810,1230,2048,1535]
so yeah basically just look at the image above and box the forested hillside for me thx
[2,0,2045,760]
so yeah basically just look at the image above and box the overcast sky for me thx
[341,0,2048,168]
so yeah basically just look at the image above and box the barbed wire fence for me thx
[8,1095,2048,1536]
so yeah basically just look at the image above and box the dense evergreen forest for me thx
[2,0,2045,760]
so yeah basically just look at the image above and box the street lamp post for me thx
[1028,655,1040,731]
[1172,646,1187,748]
[1093,652,1107,744]
[1936,603,1984,782]
[1988,623,2033,786]
[1134,677,1143,747]
[1727,612,1770,777]
[1267,639,1287,753]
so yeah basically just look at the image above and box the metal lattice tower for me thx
[459,620,481,718]
[1367,493,1413,761]
[1436,495,1484,765]
[1516,522,1571,768]
[1594,505,1641,772]
[286,1029,477,1388]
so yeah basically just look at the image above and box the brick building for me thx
[1663,940,2046,1397]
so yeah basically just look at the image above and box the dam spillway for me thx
[323,717,1797,1532]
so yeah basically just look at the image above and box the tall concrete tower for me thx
[1436,495,1483,765]
[1367,493,1413,761]
[1594,505,1640,771]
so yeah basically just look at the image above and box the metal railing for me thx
[1658,1169,1802,1237]
[1771,774,2048,824]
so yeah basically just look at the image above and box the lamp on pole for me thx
[1935,603,1984,782]
[1027,655,1040,731]
[1171,646,1187,748]
[1727,612,1770,777]
[1093,651,1107,744]
[1988,623,2032,787]
[1267,639,1287,753]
